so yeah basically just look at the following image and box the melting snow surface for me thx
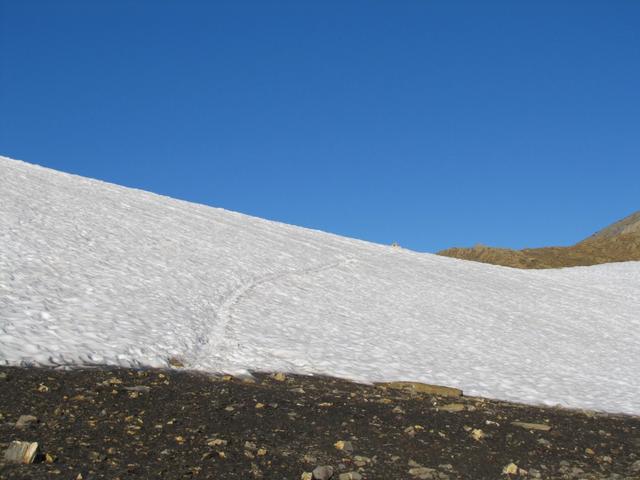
[1,156,639,414]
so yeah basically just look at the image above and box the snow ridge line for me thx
[194,258,356,366]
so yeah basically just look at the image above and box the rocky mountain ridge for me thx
[438,211,640,269]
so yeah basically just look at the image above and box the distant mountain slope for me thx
[438,211,640,269]
[581,210,640,242]
[1,155,640,414]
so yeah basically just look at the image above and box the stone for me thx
[378,381,462,398]
[502,463,519,475]
[334,440,353,453]
[4,441,40,464]
[312,465,334,479]
[301,473,313,480]
[440,403,465,412]
[511,421,551,431]
[631,460,640,472]
[206,438,227,447]
[167,356,185,368]
[470,429,485,441]
[339,473,362,480]
[409,466,437,479]
[15,415,38,428]
[353,455,370,467]
[272,372,287,382]
[123,386,151,393]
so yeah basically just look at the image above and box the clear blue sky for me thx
[1,1,638,252]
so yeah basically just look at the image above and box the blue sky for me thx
[1,0,638,252]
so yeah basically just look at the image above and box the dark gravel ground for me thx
[0,366,639,480]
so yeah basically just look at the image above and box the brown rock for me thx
[511,421,551,431]
[377,381,462,398]
[4,441,40,464]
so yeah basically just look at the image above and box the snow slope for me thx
[1,156,639,414]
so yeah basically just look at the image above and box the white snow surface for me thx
[1,156,639,415]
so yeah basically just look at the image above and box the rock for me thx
[167,356,185,368]
[537,438,551,447]
[353,455,370,467]
[404,426,417,437]
[339,473,362,480]
[631,460,640,472]
[312,465,334,479]
[0,372,8,381]
[409,466,437,479]
[440,403,465,412]
[4,441,40,464]
[511,421,551,431]
[301,473,313,480]
[15,414,38,428]
[502,463,519,475]
[334,440,353,453]
[206,438,227,447]
[470,429,485,441]
[123,386,151,393]
[528,468,542,479]
[378,381,462,398]
[272,372,287,382]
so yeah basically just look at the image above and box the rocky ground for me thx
[1,366,639,480]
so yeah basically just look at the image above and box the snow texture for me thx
[1,156,639,414]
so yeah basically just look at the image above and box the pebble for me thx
[440,403,465,412]
[408,466,437,479]
[312,465,334,479]
[339,472,362,480]
[4,441,40,464]
[123,385,151,393]
[334,440,353,453]
[15,414,38,428]
[511,421,551,431]
[353,455,370,467]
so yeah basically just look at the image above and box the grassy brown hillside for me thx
[438,211,640,269]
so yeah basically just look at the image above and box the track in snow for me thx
[195,258,356,367]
